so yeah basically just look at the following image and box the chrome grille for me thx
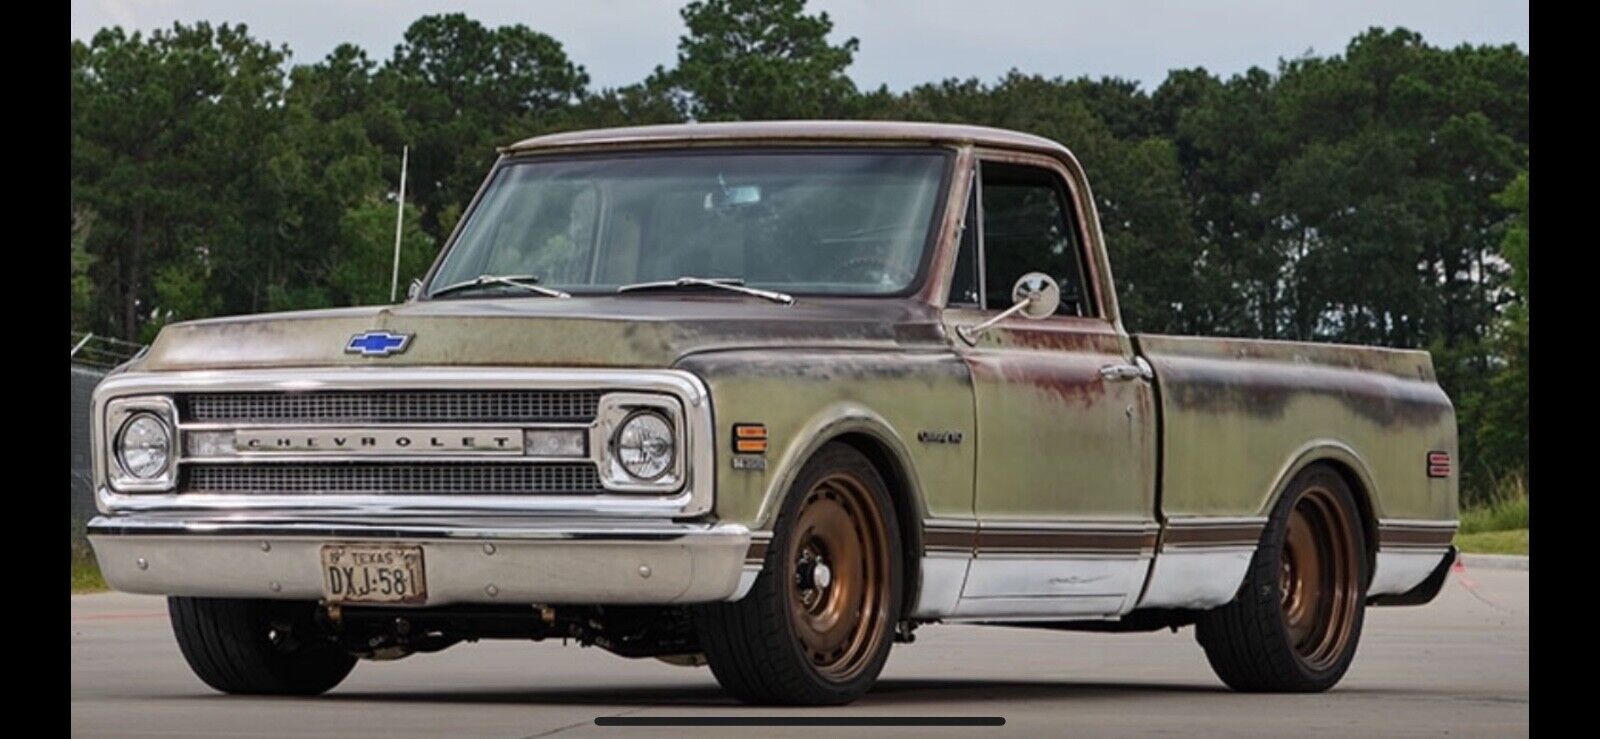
[181,390,603,424]
[183,462,603,495]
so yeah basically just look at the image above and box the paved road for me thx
[71,564,1527,738]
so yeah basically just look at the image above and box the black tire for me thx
[168,597,356,695]
[694,442,903,706]
[1195,463,1369,692]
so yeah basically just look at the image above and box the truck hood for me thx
[133,295,949,372]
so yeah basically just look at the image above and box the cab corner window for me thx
[979,162,1092,317]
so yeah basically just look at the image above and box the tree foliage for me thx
[69,5,1528,501]
[652,0,859,121]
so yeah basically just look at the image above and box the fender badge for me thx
[917,430,963,445]
[346,330,412,357]
[732,455,767,471]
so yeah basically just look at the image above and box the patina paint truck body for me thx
[88,122,1458,704]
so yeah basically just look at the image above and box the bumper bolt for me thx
[485,584,500,597]
[482,543,496,555]
[260,541,272,552]
[269,581,281,593]
[135,557,148,571]
[638,565,652,578]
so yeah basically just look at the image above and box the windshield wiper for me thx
[429,274,571,299]
[616,276,794,305]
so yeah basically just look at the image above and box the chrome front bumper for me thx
[87,515,757,606]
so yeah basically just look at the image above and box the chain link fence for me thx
[72,333,142,523]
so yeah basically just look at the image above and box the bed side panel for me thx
[1137,334,1457,522]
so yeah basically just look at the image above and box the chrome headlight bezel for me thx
[104,396,179,492]
[595,393,685,493]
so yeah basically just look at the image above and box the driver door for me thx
[942,153,1159,618]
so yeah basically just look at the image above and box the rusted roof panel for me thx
[505,120,1075,158]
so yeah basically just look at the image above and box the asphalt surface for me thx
[71,564,1528,738]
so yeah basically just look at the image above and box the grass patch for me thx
[1455,473,1529,556]
[1458,474,1528,535]
[70,518,107,593]
[72,555,106,593]
[1455,528,1528,555]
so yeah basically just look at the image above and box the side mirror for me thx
[406,278,423,301]
[1011,272,1061,319]
[957,271,1060,344]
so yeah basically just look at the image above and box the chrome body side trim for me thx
[1134,516,1266,609]
[1369,519,1457,595]
[946,521,1158,619]
[92,367,716,518]
[1377,519,1460,550]
[87,515,751,606]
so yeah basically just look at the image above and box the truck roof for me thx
[504,120,1077,160]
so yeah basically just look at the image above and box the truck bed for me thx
[1136,333,1457,525]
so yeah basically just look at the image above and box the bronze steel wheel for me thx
[788,471,894,682]
[1280,484,1362,671]
[694,442,902,705]
[1196,463,1369,692]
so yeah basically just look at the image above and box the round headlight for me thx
[117,413,171,480]
[615,411,675,481]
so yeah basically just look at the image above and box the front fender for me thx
[673,348,977,532]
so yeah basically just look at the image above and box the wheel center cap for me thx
[812,561,833,589]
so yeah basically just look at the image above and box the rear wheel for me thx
[694,443,901,705]
[169,597,356,695]
[1195,464,1368,692]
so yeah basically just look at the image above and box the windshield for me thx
[426,149,951,297]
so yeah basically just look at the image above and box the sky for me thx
[70,1,1529,92]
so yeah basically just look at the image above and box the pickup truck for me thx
[87,121,1459,706]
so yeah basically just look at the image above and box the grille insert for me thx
[183,462,604,495]
[182,390,604,424]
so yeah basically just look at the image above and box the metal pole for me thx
[389,145,409,303]
[71,332,94,357]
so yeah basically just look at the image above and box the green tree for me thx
[70,208,97,332]
[1463,171,1527,495]
[72,23,292,339]
[383,14,589,241]
[651,0,859,121]
[327,196,437,306]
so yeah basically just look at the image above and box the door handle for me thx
[1099,359,1153,382]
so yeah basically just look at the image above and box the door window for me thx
[979,162,1092,317]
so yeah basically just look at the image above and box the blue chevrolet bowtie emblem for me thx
[346,330,411,357]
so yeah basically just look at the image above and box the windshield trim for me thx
[416,145,957,302]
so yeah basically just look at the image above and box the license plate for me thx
[320,544,427,604]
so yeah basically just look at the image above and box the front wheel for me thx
[1195,463,1368,692]
[693,443,902,705]
[169,597,356,695]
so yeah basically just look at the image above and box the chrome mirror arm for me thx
[956,295,1035,344]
